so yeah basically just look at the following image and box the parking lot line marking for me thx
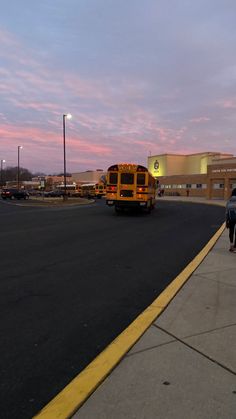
[34,222,225,419]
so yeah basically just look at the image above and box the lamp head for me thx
[66,113,72,120]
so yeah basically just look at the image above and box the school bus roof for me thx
[107,163,148,172]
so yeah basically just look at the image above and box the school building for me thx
[147,152,236,200]
[70,169,106,184]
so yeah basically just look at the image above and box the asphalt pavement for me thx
[72,226,236,419]
[1,196,234,419]
[33,197,236,419]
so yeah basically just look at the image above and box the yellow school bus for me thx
[95,182,106,199]
[80,183,96,198]
[57,183,79,196]
[76,184,82,197]
[106,163,156,213]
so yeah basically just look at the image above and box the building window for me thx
[196,184,202,188]
[186,184,192,188]
[202,184,207,189]
[213,183,224,189]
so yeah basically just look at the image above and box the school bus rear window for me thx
[109,173,118,184]
[121,173,134,184]
[137,174,145,185]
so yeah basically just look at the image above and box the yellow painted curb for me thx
[34,222,226,419]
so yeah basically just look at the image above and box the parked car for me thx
[28,190,43,196]
[44,190,64,197]
[1,188,30,200]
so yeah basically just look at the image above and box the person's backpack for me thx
[228,202,236,222]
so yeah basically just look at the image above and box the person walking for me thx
[226,188,236,252]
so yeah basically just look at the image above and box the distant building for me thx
[6,180,41,190]
[32,175,73,190]
[71,169,106,184]
[5,171,107,191]
[148,152,236,199]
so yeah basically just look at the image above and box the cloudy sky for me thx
[0,0,236,173]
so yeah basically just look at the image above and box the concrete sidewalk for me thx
[155,195,226,206]
[73,229,236,419]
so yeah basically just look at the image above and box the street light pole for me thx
[1,159,6,187]
[63,113,72,200]
[17,146,22,190]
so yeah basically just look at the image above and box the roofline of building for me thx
[148,152,233,158]
[71,170,106,175]
[188,152,233,157]
[211,157,236,162]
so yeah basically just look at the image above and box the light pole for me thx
[63,113,72,200]
[17,146,23,190]
[1,159,6,187]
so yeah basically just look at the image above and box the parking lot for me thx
[0,199,225,418]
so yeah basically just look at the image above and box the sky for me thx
[0,0,236,174]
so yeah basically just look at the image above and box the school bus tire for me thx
[145,200,152,214]
[115,206,123,214]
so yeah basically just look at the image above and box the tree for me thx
[56,172,72,177]
[32,171,46,177]
[2,166,33,183]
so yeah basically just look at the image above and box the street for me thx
[0,199,225,418]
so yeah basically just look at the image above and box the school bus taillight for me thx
[138,187,146,192]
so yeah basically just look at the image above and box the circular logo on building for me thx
[154,160,159,170]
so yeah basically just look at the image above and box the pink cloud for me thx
[0,30,148,118]
[0,123,111,155]
[222,100,236,109]
[215,98,236,110]
[0,29,19,47]
[190,117,210,123]
[3,28,234,172]
[9,98,61,113]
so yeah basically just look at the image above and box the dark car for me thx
[44,190,64,197]
[1,188,30,200]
